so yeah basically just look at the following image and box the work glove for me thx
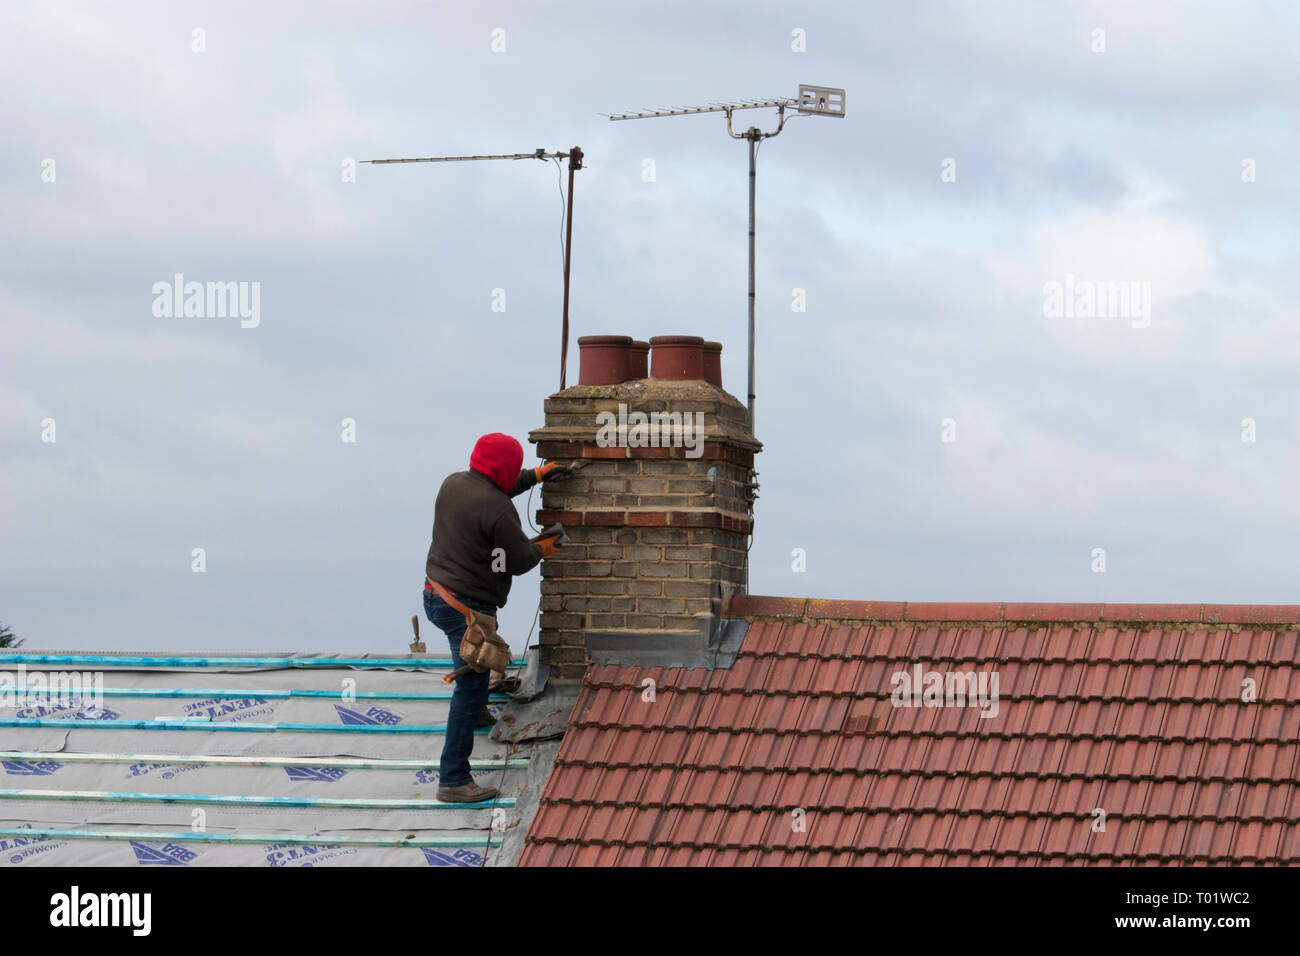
[537,535,563,558]
[534,461,573,483]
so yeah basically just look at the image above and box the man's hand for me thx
[534,461,572,483]
[537,535,563,558]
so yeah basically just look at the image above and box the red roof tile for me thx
[518,599,1300,866]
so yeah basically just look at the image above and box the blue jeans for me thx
[423,587,498,788]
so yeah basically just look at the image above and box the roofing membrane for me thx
[0,650,533,867]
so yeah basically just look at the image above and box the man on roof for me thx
[423,433,568,803]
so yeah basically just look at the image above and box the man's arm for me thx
[506,462,571,498]
[490,510,544,575]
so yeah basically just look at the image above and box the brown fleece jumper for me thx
[424,468,541,608]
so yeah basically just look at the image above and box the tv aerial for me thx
[364,147,585,389]
[605,85,845,430]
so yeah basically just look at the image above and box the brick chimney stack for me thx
[529,335,761,682]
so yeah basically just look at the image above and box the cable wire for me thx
[552,157,566,272]
[525,480,541,534]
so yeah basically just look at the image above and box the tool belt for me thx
[426,578,512,674]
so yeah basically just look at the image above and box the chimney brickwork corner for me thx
[529,377,760,682]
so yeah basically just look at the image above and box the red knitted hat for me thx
[469,433,524,494]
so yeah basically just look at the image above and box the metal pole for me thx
[747,129,757,432]
[560,146,582,389]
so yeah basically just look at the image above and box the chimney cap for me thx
[577,334,634,345]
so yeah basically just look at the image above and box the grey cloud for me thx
[2,0,1297,651]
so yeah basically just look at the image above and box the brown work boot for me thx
[437,781,499,803]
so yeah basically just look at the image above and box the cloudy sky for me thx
[2,1,1297,652]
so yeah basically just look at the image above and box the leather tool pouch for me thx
[459,610,512,674]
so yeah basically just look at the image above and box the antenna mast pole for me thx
[364,147,584,390]
[560,147,582,389]
[746,127,757,432]
[606,86,845,433]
